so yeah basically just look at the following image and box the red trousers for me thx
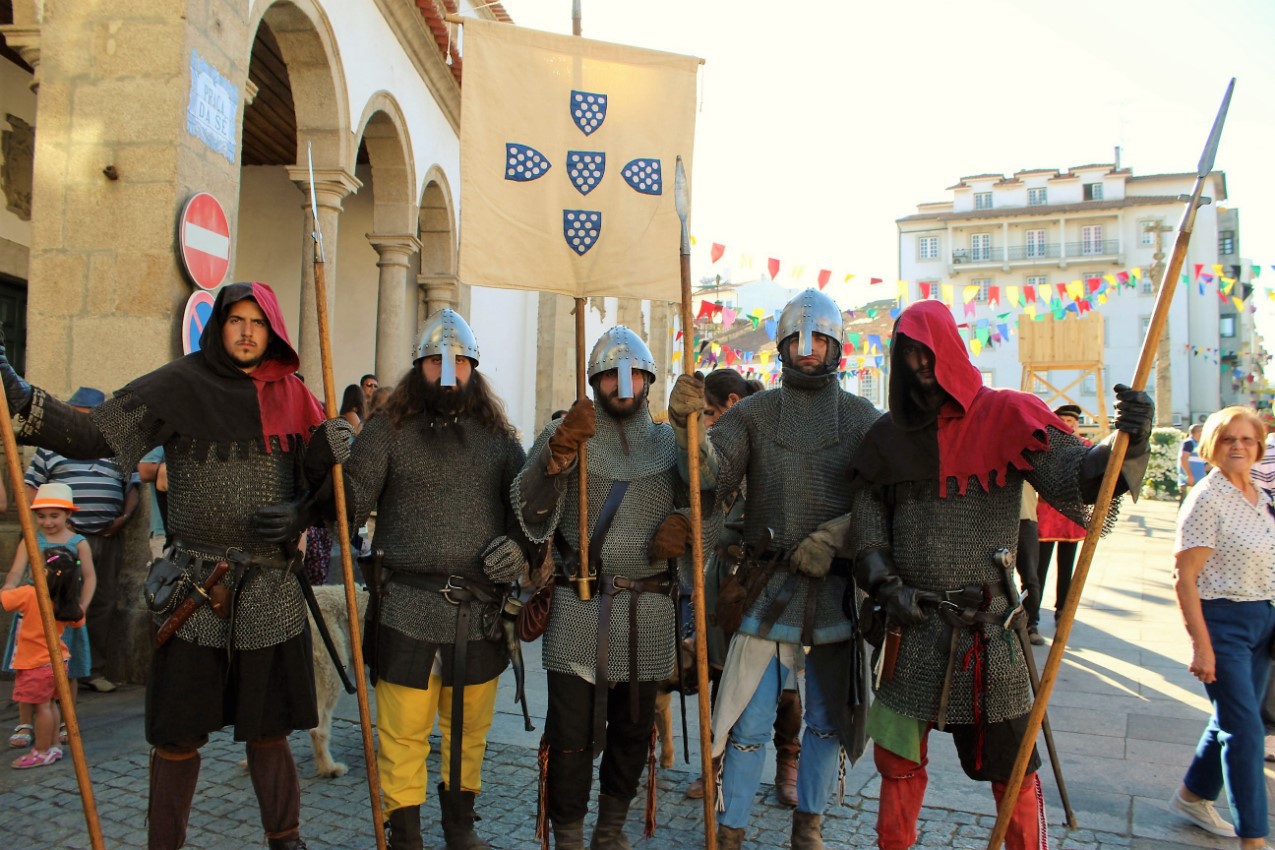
[873,737,1048,850]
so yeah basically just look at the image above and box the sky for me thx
[503,0,1275,337]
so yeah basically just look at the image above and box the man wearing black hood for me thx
[0,282,350,850]
[847,300,1152,850]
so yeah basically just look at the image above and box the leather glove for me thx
[304,417,354,484]
[648,513,693,560]
[481,535,529,584]
[1112,383,1153,457]
[253,498,313,544]
[0,334,32,415]
[546,399,595,475]
[789,514,852,579]
[853,549,938,626]
[668,373,705,449]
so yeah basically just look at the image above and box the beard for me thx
[227,347,265,371]
[597,385,646,420]
[420,375,472,416]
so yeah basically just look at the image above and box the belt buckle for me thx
[440,575,465,605]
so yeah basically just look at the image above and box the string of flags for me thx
[682,260,1274,381]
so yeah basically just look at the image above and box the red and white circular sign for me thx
[178,193,230,290]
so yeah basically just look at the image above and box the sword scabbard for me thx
[155,560,230,647]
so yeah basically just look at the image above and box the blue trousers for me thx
[1183,598,1275,839]
[719,650,840,828]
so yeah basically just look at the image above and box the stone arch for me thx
[418,164,457,317]
[353,92,416,236]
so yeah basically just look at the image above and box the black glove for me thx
[853,549,938,626]
[0,335,32,415]
[1112,383,1153,457]
[303,417,354,484]
[253,498,313,544]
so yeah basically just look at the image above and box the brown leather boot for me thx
[686,755,722,800]
[386,806,424,850]
[589,794,632,850]
[438,783,491,849]
[791,810,824,850]
[247,737,303,850]
[774,746,799,808]
[553,819,585,849]
[147,747,201,850]
[774,688,802,808]
[716,824,745,850]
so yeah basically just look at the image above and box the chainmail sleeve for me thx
[703,404,750,514]
[512,421,568,546]
[1024,426,1120,535]
[849,485,892,560]
[18,388,156,467]
[343,414,393,527]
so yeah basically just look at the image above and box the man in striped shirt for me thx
[1252,411,1275,765]
[24,386,139,693]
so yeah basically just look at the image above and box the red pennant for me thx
[1054,283,1068,302]
[1024,287,1036,303]
[768,258,780,279]
[920,282,931,300]
[675,330,683,342]
[696,300,717,321]
[988,286,1000,305]
[710,243,725,263]
[870,277,883,285]
[1078,299,1091,313]
[817,269,831,290]
[1086,277,1101,292]
[1194,263,1204,280]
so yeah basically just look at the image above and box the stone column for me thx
[286,168,361,391]
[534,292,582,428]
[0,25,41,91]
[368,233,421,380]
[418,271,460,317]
[648,300,676,417]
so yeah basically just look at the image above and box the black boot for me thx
[438,782,491,849]
[589,794,632,850]
[147,747,201,850]
[552,819,585,849]
[266,839,308,850]
[386,806,423,850]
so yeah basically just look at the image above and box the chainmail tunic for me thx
[706,368,880,644]
[513,406,683,683]
[20,388,307,651]
[852,426,1103,725]
[345,412,525,652]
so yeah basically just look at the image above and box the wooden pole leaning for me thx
[985,78,1234,850]
[675,156,717,849]
[0,392,104,848]
[572,298,594,601]
[306,148,387,850]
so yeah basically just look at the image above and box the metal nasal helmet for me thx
[587,326,657,399]
[415,308,480,387]
[776,288,844,364]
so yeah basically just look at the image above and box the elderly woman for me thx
[1170,406,1275,848]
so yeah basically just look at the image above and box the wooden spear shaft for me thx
[306,163,387,850]
[573,298,593,600]
[0,391,103,849]
[986,78,1234,850]
[676,156,717,849]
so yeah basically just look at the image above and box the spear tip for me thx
[1197,78,1235,178]
[674,156,688,222]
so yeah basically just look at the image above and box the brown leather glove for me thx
[649,513,693,560]
[546,399,596,475]
[668,373,706,450]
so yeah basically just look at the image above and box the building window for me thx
[1082,374,1097,394]
[1025,229,1047,258]
[1139,219,1158,246]
[974,192,993,210]
[1140,315,1151,336]
[1026,274,1047,290]
[1141,272,1155,295]
[918,236,939,260]
[860,370,876,400]
[972,277,992,303]
[1083,182,1104,201]
[920,279,941,300]
[1027,187,1047,206]
[1081,225,1104,255]
[1220,316,1236,338]
[970,233,991,261]
[1219,230,1235,255]
[981,371,995,387]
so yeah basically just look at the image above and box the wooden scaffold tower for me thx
[1018,312,1110,440]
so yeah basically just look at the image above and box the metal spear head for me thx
[1197,78,1234,178]
[674,156,690,255]
[306,142,326,264]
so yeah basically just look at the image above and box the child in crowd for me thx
[2,483,95,764]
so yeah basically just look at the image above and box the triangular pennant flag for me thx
[942,284,955,305]
[768,257,780,280]
[920,282,932,300]
[963,285,979,304]
[817,269,831,290]
[988,286,1000,306]
[870,277,883,285]
[1194,263,1204,280]
[710,242,725,263]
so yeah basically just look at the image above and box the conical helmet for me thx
[776,288,843,361]
[587,326,657,399]
[415,308,480,386]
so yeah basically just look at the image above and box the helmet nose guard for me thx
[776,288,844,362]
[415,308,480,387]
[588,326,657,399]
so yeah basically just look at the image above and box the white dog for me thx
[306,583,368,778]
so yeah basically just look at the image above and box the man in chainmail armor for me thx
[339,309,529,850]
[847,300,1152,850]
[513,326,692,850]
[668,288,880,850]
[0,283,351,850]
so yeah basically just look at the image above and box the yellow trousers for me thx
[376,675,499,812]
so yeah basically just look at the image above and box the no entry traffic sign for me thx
[178,192,230,290]
[182,289,217,355]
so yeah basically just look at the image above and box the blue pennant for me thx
[563,210,602,255]
[567,151,606,196]
[570,90,607,136]
[505,143,551,181]
[621,158,662,195]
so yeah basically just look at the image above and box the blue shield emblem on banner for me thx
[567,151,606,196]
[563,210,602,255]
[505,143,552,182]
[570,90,608,136]
[621,158,662,195]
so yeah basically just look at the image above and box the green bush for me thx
[1143,426,1186,500]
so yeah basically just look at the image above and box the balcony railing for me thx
[951,238,1120,265]
[1065,238,1120,257]
[1005,243,1061,261]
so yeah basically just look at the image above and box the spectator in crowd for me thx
[359,373,378,406]
[369,386,393,417]
[1179,423,1207,501]
[340,384,367,436]
[1037,404,1090,633]
[24,387,138,694]
[1170,406,1275,849]
[1250,411,1275,764]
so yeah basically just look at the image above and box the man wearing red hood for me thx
[847,300,1152,850]
[0,282,350,850]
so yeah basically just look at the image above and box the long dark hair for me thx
[339,384,365,419]
[42,546,83,623]
[704,369,763,409]
[381,364,514,437]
